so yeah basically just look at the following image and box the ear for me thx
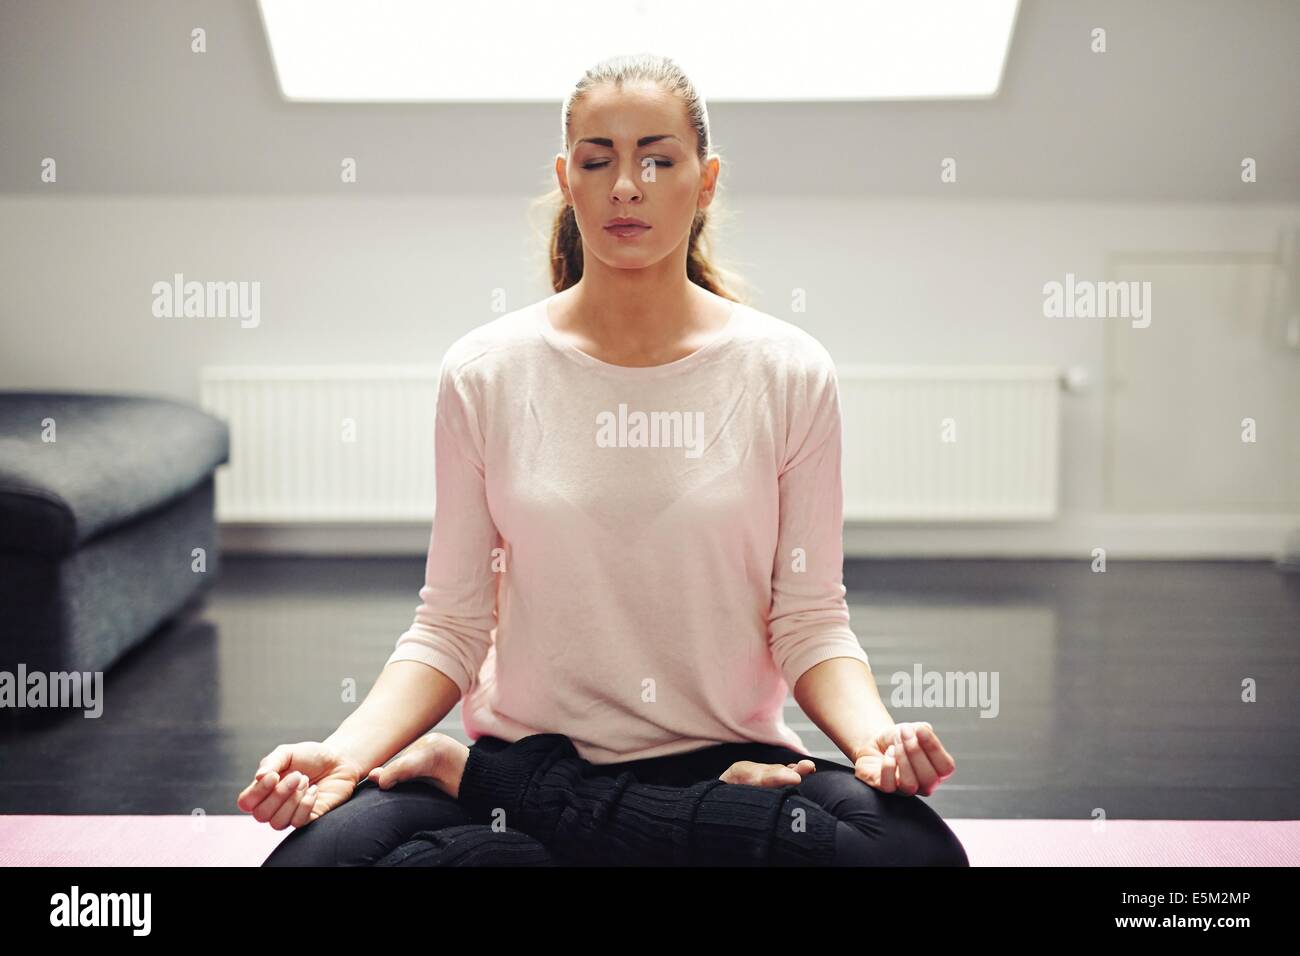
[697,154,721,210]
[555,153,573,204]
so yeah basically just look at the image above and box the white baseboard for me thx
[217,522,434,557]
[217,514,1300,560]
[842,514,1299,559]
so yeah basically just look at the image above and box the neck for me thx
[559,255,713,348]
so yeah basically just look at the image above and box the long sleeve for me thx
[767,352,871,692]
[384,352,500,695]
[395,300,872,763]
[455,733,840,866]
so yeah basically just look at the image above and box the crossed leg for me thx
[261,775,555,866]
[261,733,968,867]
[793,763,969,866]
[447,733,969,867]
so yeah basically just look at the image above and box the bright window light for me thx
[257,0,1020,102]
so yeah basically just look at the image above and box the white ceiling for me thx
[0,0,1296,200]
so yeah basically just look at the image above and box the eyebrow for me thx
[575,134,682,148]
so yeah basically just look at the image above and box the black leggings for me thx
[262,734,969,867]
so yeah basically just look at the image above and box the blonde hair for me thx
[531,53,746,301]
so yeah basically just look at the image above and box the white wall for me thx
[2,193,1296,557]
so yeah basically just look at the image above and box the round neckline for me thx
[533,293,743,379]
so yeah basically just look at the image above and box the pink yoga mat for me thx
[0,816,1295,866]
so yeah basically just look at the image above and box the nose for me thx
[610,163,643,205]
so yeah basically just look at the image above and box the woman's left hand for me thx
[852,721,955,796]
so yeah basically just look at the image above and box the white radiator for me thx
[201,364,1062,524]
[836,365,1061,521]
[199,365,440,522]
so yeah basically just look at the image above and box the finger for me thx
[237,771,282,812]
[862,748,895,792]
[270,775,310,830]
[290,785,319,827]
[899,724,940,794]
[881,745,897,792]
[254,745,293,782]
[252,770,303,823]
[915,723,957,779]
[253,770,303,823]
[893,727,918,795]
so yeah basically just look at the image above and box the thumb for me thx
[853,753,877,788]
[855,748,898,793]
[255,745,292,781]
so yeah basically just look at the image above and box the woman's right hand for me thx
[235,742,366,830]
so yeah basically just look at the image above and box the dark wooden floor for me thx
[2,557,1298,819]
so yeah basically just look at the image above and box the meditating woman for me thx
[239,52,968,867]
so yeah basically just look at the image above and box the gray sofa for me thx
[0,392,229,678]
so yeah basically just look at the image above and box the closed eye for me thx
[581,159,673,169]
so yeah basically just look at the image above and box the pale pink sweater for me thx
[386,294,871,764]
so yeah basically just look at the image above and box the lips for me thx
[604,219,651,238]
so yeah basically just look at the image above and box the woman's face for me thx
[556,80,719,272]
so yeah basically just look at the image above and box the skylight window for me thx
[258,0,1019,102]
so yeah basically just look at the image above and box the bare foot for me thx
[719,759,817,787]
[367,731,471,799]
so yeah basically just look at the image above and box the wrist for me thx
[846,722,897,762]
[323,734,375,780]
